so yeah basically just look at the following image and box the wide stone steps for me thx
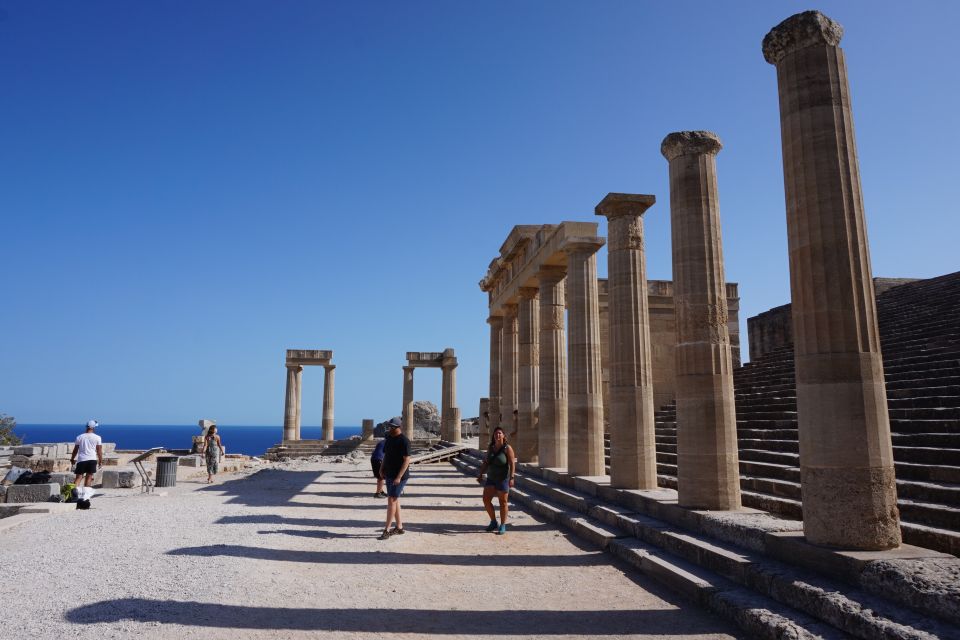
[451,450,957,640]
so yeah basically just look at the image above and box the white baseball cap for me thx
[86,420,99,429]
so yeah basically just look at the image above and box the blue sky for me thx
[2,1,958,427]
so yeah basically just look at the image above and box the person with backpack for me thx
[476,426,516,535]
[371,437,387,498]
[378,417,411,540]
[70,420,103,488]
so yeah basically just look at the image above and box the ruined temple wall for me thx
[598,279,740,417]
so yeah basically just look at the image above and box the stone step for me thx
[890,418,960,434]
[898,499,960,530]
[893,446,960,466]
[450,451,957,638]
[894,461,960,484]
[892,432,960,448]
[887,385,960,399]
[889,407,960,420]
[888,395,960,409]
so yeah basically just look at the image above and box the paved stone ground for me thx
[0,461,742,639]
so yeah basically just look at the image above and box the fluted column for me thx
[283,366,298,442]
[402,366,415,439]
[763,11,900,549]
[538,266,568,469]
[662,130,741,510]
[563,237,606,477]
[321,364,335,441]
[441,348,460,443]
[501,304,519,439]
[596,193,658,489]
[486,316,503,447]
[294,366,303,441]
[516,287,540,463]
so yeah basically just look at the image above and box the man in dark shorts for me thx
[371,437,387,498]
[378,417,411,540]
[70,420,103,488]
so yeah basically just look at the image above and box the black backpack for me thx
[76,499,91,510]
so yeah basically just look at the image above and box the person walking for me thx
[476,426,515,535]
[70,420,103,488]
[379,417,411,540]
[199,424,225,483]
[371,437,387,498]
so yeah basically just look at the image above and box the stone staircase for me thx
[642,271,960,556]
[451,449,960,640]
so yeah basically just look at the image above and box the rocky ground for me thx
[0,458,742,639]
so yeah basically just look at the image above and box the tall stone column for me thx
[321,364,335,441]
[596,193,658,490]
[763,11,900,549]
[294,366,303,441]
[662,130,741,510]
[563,238,606,477]
[516,287,540,463]
[538,266,568,469]
[283,366,297,442]
[478,397,490,446]
[441,348,460,443]
[402,366,415,439]
[486,316,504,447]
[501,304,519,439]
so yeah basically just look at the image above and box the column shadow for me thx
[64,601,736,636]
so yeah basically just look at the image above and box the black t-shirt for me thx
[382,432,411,480]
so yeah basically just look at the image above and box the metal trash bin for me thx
[155,456,179,488]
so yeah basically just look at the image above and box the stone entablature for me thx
[285,350,333,366]
[406,352,444,366]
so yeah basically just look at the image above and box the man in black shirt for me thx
[379,417,411,540]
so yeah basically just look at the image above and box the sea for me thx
[12,424,363,457]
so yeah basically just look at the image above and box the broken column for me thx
[661,130,741,510]
[538,266,568,469]
[516,287,540,462]
[402,366,415,439]
[563,236,606,477]
[763,10,900,548]
[596,193,658,490]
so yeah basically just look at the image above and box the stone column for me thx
[362,419,374,440]
[563,237,606,477]
[321,364,335,441]
[516,287,540,463]
[441,348,460,443]
[294,366,303,441]
[501,304,519,439]
[596,193,658,490]
[538,266,568,469]
[662,131,741,510]
[486,316,503,447]
[479,397,490,447]
[763,11,900,549]
[402,366,415,439]
[283,366,297,442]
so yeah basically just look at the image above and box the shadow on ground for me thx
[64,600,731,635]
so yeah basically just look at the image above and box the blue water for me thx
[13,424,363,456]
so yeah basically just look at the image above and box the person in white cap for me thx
[70,420,103,488]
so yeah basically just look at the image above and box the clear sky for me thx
[2,1,958,427]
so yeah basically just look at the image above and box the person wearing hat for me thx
[378,417,411,540]
[70,420,103,488]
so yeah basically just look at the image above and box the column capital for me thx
[595,193,656,220]
[538,265,566,285]
[762,11,843,65]
[324,364,336,372]
[661,131,722,161]
[503,302,518,317]
[286,364,303,373]
[560,236,605,256]
[487,314,504,327]
[518,286,539,300]
[403,365,414,373]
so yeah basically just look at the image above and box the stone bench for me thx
[5,483,60,503]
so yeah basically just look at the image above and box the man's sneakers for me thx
[485,519,499,532]
[497,523,507,536]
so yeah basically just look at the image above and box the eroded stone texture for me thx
[486,316,503,446]
[283,366,297,442]
[596,193,658,490]
[516,287,540,462]
[765,10,900,549]
[441,349,460,443]
[402,366,415,439]
[662,130,741,511]
[538,266,568,469]
[294,366,303,440]
[501,304,519,439]
[564,238,606,477]
[361,419,374,440]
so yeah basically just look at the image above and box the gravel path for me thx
[1,460,741,639]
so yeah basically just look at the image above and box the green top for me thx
[486,446,509,483]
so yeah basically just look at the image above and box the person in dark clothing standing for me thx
[379,417,411,540]
[476,426,516,535]
[371,437,387,498]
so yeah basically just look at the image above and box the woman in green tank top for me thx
[476,426,516,535]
